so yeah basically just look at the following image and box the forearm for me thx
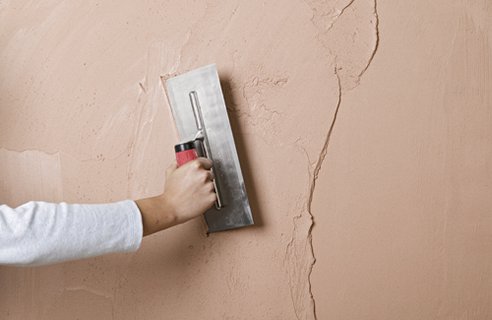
[135,194,180,236]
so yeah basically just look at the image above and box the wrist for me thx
[136,195,177,236]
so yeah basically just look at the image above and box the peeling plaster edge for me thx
[305,1,380,318]
[0,146,130,163]
[358,0,380,79]
[0,147,60,156]
[64,286,115,301]
[305,69,343,320]
[326,0,357,32]
[303,0,357,33]
[307,69,342,207]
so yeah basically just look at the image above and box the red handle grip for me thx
[176,149,198,167]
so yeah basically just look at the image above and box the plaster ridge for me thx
[306,68,343,320]
[175,29,193,72]
[307,69,342,207]
[0,147,60,156]
[283,68,342,320]
[303,0,357,33]
[64,286,115,301]
[358,0,380,79]
[126,77,150,195]
[0,147,128,165]
[0,146,101,163]
[327,0,357,32]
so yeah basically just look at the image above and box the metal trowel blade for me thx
[165,64,254,232]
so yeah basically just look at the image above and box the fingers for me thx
[207,170,215,181]
[196,169,214,184]
[205,181,215,192]
[195,157,213,170]
[178,158,212,171]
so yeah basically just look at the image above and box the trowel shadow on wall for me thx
[220,75,263,229]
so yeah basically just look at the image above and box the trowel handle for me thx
[193,139,223,210]
[174,140,223,210]
[175,141,198,167]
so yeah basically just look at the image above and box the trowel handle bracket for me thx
[189,92,223,210]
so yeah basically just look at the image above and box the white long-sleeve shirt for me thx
[0,200,143,266]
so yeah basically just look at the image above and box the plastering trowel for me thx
[165,64,254,232]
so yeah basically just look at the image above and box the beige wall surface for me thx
[0,0,490,319]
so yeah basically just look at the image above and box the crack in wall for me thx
[285,69,342,320]
[304,0,357,33]
[358,0,380,80]
[308,68,342,320]
[285,1,380,319]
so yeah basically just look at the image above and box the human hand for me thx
[135,158,216,236]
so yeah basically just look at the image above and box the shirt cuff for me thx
[120,200,143,252]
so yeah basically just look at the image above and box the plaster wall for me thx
[0,0,490,319]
